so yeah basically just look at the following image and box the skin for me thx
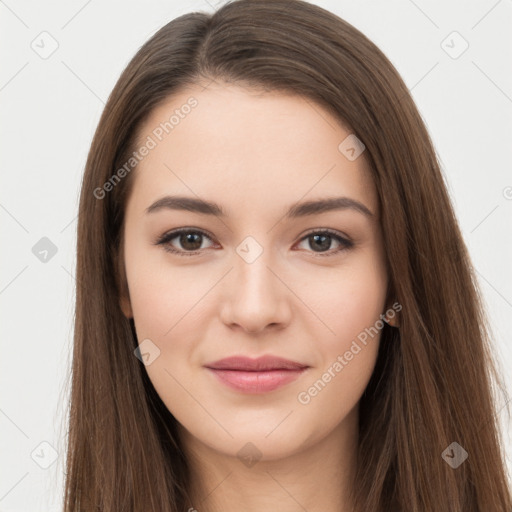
[119,81,392,512]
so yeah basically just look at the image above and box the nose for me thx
[219,249,292,334]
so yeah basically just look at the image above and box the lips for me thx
[204,355,309,393]
[204,355,308,371]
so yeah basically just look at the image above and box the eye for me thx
[295,229,353,256]
[155,228,216,256]
[155,227,353,257]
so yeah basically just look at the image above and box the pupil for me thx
[311,234,330,252]
[181,233,202,250]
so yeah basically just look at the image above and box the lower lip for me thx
[206,368,308,393]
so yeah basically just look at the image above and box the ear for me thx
[120,290,133,319]
[383,297,401,328]
[116,239,133,319]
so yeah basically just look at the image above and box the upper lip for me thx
[205,355,308,371]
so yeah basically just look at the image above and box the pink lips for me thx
[204,355,309,394]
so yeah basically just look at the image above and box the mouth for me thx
[204,355,309,394]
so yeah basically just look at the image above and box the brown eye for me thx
[308,233,332,252]
[296,230,353,255]
[156,229,215,255]
[177,232,203,251]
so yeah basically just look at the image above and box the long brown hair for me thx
[63,0,512,510]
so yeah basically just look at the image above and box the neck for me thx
[179,407,359,512]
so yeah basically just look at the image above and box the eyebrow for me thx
[145,195,373,218]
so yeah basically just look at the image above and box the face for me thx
[119,81,389,462]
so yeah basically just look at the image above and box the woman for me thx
[63,0,512,510]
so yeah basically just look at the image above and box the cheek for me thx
[300,256,387,347]
[124,236,213,343]
[293,272,386,432]
[129,270,200,339]
[125,260,212,410]
[294,256,386,401]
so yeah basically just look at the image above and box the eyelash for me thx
[154,227,354,257]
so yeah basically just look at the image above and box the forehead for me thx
[128,82,377,217]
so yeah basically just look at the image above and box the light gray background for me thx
[1,0,511,510]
